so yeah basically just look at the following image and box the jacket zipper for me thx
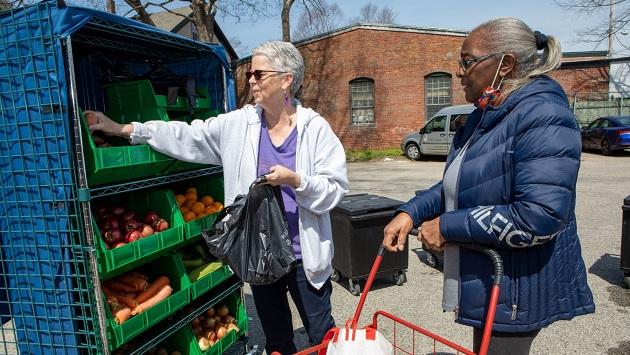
[511,253,518,320]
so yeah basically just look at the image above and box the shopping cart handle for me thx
[409,228,503,285]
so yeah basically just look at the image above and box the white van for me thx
[400,104,475,160]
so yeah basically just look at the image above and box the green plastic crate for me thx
[80,110,174,186]
[103,80,212,113]
[161,289,247,355]
[94,189,185,279]
[176,239,233,300]
[105,254,190,350]
[159,108,223,175]
[174,176,225,239]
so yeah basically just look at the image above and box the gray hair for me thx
[474,17,562,96]
[252,41,304,97]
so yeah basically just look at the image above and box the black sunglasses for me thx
[245,69,288,81]
[458,52,502,71]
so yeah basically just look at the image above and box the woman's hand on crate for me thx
[85,110,134,139]
[383,212,414,252]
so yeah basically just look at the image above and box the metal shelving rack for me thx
[1,2,243,354]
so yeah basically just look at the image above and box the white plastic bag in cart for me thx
[325,326,393,355]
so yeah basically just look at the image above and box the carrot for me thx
[106,281,136,293]
[135,276,170,304]
[131,271,149,280]
[116,295,138,309]
[119,274,148,292]
[131,284,173,315]
[114,306,132,325]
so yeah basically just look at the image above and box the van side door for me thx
[447,113,469,152]
[421,115,448,154]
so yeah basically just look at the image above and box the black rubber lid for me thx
[334,193,403,216]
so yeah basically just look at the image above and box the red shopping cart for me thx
[288,232,504,355]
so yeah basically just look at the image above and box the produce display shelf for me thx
[89,166,223,198]
[173,175,225,240]
[93,189,186,279]
[122,277,243,355]
[103,80,212,113]
[105,254,190,350]
[162,288,248,355]
[175,238,233,300]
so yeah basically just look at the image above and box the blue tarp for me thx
[0,1,236,353]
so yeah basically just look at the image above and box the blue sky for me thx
[216,0,618,58]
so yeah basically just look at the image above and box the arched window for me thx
[349,78,375,125]
[425,73,452,119]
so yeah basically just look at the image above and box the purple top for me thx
[257,118,301,259]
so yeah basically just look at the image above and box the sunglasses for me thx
[458,52,502,71]
[245,69,287,81]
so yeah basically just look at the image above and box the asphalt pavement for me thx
[244,151,630,355]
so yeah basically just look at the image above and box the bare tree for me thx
[350,2,397,24]
[556,0,630,53]
[281,0,335,42]
[293,0,343,41]
[116,0,271,43]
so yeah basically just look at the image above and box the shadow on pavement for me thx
[588,253,625,286]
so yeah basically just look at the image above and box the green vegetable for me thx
[188,261,223,281]
[194,244,208,260]
[183,258,206,268]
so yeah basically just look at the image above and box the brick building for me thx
[234,24,610,150]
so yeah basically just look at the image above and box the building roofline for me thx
[233,23,468,66]
[562,50,608,58]
[295,23,469,46]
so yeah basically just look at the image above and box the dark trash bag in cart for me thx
[203,176,296,285]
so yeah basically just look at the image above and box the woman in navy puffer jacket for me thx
[383,18,595,354]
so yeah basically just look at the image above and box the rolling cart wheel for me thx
[425,252,439,268]
[331,269,341,282]
[393,271,407,286]
[348,279,361,296]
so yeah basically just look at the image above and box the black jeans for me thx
[473,327,541,355]
[250,263,335,355]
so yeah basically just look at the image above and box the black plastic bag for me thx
[202,176,296,285]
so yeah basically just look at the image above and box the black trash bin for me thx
[330,193,407,296]
[622,194,630,287]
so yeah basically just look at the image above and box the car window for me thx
[431,115,447,132]
[614,117,630,126]
[450,114,468,131]
[601,119,610,128]
[587,119,602,129]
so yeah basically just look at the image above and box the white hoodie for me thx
[130,104,349,289]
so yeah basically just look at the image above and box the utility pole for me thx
[609,0,614,57]
[106,0,116,14]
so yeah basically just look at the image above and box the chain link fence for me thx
[571,91,630,127]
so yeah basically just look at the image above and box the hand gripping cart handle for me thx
[291,228,504,355]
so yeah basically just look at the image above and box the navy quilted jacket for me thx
[399,76,595,332]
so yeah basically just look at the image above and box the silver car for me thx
[401,104,475,160]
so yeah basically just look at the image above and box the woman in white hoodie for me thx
[88,41,349,354]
